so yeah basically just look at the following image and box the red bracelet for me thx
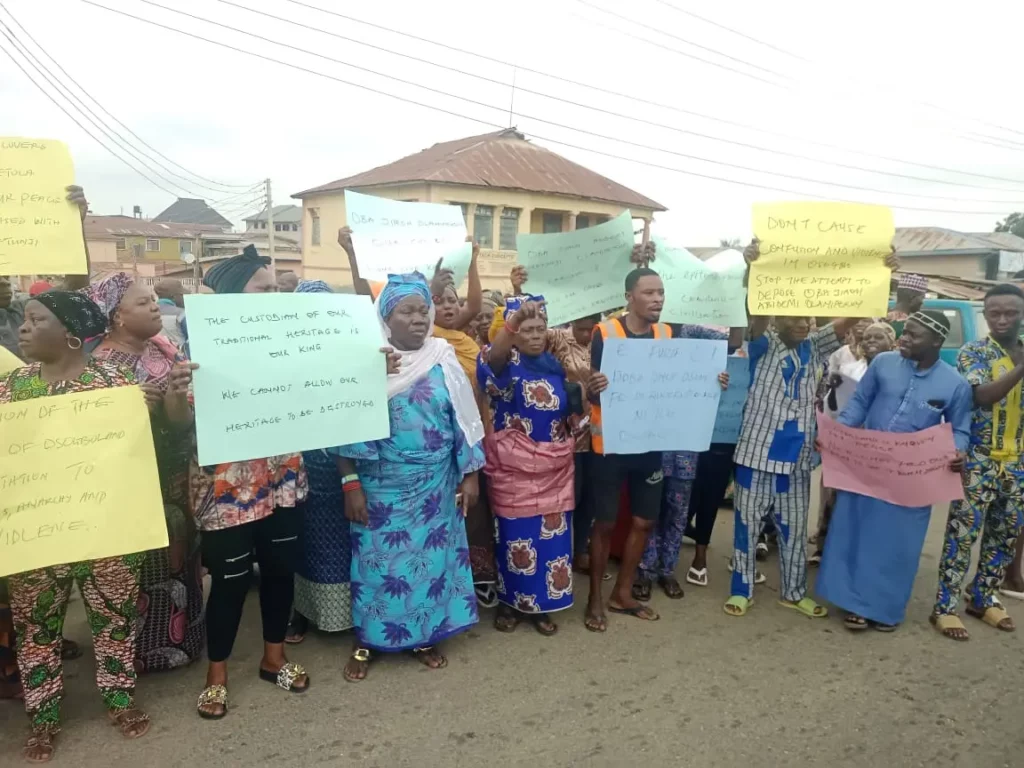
[342,480,362,493]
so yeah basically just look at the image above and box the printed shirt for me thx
[546,328,591,451]
[957,337,1024,471]
[0,359,135,402]
[190,454,308,532]
[733,324,840,474]
[477,347,570,444]
[663,323,729,480]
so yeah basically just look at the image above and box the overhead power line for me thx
[0,29,182,198]
[0,2,258,193]
[123,0,1024,206]
[79,0,1021,216]
[209,0,1024,198]
[648,0,1024,144]
[274,0,1024,189]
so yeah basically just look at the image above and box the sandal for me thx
[808,551,823,567]
[258,661,310,692]
[723,595,753,617]
[411,646,447,670]
[493,605,520,633]
[658,576,684,599]
[844,613,869,631]
[285,613,308,644]
[755,540,769,561]
[607,602,660,622]
[778,597,828,618]
[475,584,499,609]
[965,603,1015,632]
[631,577,653,602]
[196,684,228,719]
[930,613,969,641]
[530,613,558,636]
[108,708,151,739]
[872,622,898,633]
[23,728,58,764]
[343,648,371,683]
[685,567,708,587]
[727,558,767,584]
[583,609,607,633]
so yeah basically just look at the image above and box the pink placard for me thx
[816,413,965,507]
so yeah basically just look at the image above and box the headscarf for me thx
[907,310,950,341]
[379,272,431,320]
[83,272,134,321]
[203,244,270,294]
[375,273,483,447]
[28,280,52,297]
[32,290,107,340]
[857,321,896,358]
[488,295,546,343]
[296,279,332,294]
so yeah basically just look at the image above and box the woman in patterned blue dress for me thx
[330,273,485,682]
[478,299,579,636]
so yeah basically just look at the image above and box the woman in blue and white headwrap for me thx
[328,273,485,683]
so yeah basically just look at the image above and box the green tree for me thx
[995,213,1024,237]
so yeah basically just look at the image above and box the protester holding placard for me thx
[724,239,900,620]
[933,284,1024,640]
[331,273,485,681]
[82,272,204,673]
[811,321,897,565]
[1,290,152,761]
[816,312,970,633]
[478,298,581,636]
[192,249,311,720]
[583,267,673,631]
[286,280,355,645]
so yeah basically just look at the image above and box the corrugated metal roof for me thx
[84,215,223,240]
[893,226,1024,254]
[293,129,666,211]
[244,205,303,224]
[153,198,233,228]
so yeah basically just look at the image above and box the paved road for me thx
[2,505,1022,768]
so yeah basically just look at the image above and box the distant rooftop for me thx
[294,128,665,211]
[153,197,233,228]
[84,214,223,240]
[244,204,303,224]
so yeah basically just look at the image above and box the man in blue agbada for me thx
[816,311,971,631]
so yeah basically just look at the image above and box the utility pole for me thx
[265,178,276,276]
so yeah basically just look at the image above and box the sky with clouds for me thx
[4,0,1024,246]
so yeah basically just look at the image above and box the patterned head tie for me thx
[31,290,108,340]
[502,294,547,321]
[907,310,950,341]
[378,272,431,320]
[295,279,332,294]
[897,273,928,293]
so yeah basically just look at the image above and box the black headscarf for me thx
[203,244,271,294]
[32,290,108,340]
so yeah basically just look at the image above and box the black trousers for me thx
[201,505,304,662]
[573,452,591,556]
[686,444,735,546]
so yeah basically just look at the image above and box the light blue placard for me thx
[711,356,750,444]
[184,292,390,466]
[600,338,728,454]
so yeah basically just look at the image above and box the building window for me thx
[451,202,469,226]
[543,213,562,234]
[499,208,519,250]
[115,238,126,250]
[179,239,193,256]
[474,205,494,248]
[310,208,321,246]
[146,238,160,252]
[576,215,591,229]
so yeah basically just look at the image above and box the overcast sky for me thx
[4,0,1024,246]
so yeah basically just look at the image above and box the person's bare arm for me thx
[728,326,745,350]
[749,316,771,340]
[339,227,372,296]
[60,186,91,291]
[450,239,482,330]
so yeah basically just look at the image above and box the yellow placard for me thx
[0,386,167,577]
[748,201,894,317]
[0,346,22,376]
[0,137,87,275]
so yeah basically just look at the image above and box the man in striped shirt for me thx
[724,240,899,619]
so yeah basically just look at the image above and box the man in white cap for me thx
[886,274,928,335]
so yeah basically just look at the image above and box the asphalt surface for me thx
[2,496,1023,768]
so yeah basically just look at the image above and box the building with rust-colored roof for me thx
[292,128,666,289]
